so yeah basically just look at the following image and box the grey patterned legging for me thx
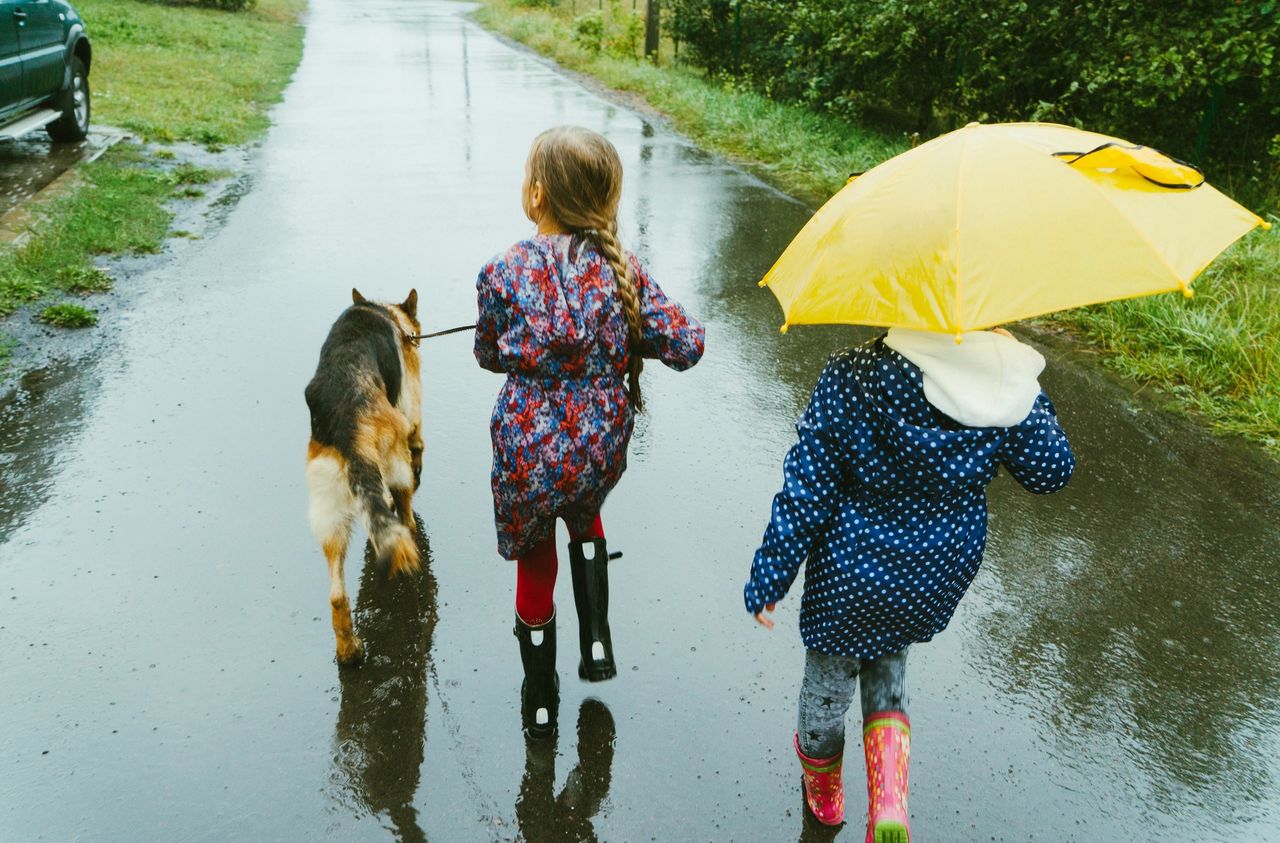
[797,647,909,759]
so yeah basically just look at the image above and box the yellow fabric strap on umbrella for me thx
[1053,142,1205,190]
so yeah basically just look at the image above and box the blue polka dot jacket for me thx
[744,335,1075,659]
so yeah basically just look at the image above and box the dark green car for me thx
[0,0,91,143]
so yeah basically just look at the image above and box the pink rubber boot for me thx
[863,711,911,843]
[794,732,845,826]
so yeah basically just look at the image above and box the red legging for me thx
[515,514,605,626]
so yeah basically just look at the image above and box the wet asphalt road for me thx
[3,1,1280,840]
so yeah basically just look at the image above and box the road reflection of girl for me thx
[517,698,616,843]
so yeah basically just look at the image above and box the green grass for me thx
[38,302,98,328]
[0,145,175,368]
[0,146,179,319]
[63,265,114,294]
[78,0,306,145]
[1045,227,1280,452]
[171,163,226,185]
[474,0,1280,454]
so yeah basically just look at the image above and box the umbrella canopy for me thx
[760,122,1270,336]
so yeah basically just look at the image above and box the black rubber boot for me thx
[514,609,558,738]
[568,538,617,682]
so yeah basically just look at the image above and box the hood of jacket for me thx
[883,328,1045,428]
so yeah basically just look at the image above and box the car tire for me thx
[47,57,90,144]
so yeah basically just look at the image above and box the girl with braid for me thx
[475,126,704,738]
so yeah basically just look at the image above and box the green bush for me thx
[573,10,607,53]
[573,2,644,58]
[670,0,1280,191]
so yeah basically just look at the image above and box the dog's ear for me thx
[401,289,418,318]
[352,288,367,305]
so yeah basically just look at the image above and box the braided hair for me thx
[527,126,644,411]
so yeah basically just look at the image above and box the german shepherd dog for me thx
[305,289,423,665]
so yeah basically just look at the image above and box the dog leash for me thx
[409,324,477,341]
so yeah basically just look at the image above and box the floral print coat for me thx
[475,233,705,559]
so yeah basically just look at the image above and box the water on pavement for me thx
[2,1,1279,840]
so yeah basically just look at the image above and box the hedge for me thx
[669,0,1280,192]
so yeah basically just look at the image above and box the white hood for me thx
[883,328,1045,428]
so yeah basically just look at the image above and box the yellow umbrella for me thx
[760,122,1271,337]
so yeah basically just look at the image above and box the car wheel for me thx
[47,57,90,144]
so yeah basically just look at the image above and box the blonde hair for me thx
[529,126,644,412]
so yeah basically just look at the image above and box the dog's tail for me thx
[349,454,420,577]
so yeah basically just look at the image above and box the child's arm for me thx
[628,254,705,371]
[999,392,1075,494]
[744,358,853,621]
[474,262,508,373]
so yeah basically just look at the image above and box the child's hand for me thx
[754,602,778,629]
[992,327,1014,339]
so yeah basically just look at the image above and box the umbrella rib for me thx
[953,134,969,337]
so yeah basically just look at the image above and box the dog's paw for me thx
[336,636,365,666]
[384,526,421,578]
[387,544,421,578]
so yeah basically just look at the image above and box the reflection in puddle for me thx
[517,699,616,843]
[960,343,1280,827]
[329,520,438,842]
[0,360,99,544]
[796,787,844,843]
[979,414,1280,824]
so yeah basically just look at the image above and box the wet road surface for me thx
[3,1,1280,840]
